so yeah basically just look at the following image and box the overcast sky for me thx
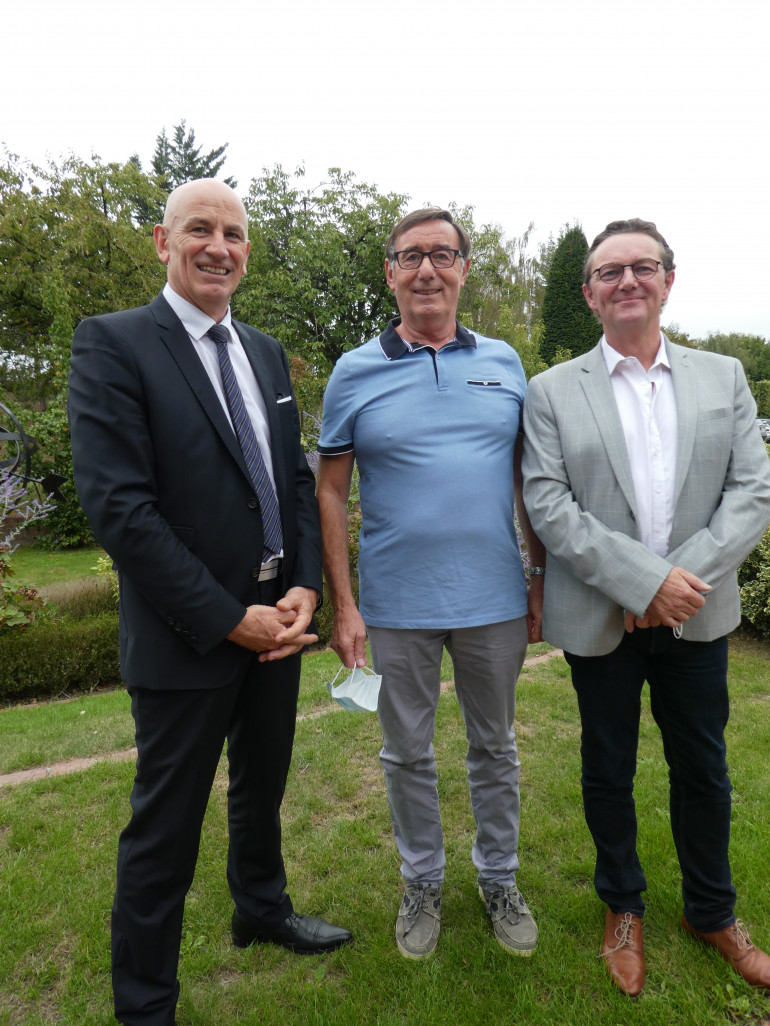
[3,0,768,340]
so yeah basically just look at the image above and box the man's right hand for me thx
[227,603,318,657]
[625,567,710,631]
[331,605,368,669]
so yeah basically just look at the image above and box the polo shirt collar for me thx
[378,317,477,361]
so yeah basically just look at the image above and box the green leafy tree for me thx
[0,152,164,545]
[699,332,770,384]
[540,223,600,365]
[0,152,164,399]
[662,322,700,350]
[237,164,407,410]
[453,208,551,337]
[750,380,770,418]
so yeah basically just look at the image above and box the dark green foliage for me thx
[24,392,95,549]
[739,511,770,638]
[541,224,600,365]
[130,120,237,225]
[152,119,236,192]
[0,612,120,703]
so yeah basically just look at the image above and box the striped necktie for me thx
[208,324,283,560]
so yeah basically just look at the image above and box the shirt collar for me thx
[163,283,234,342]
[377,317,477,361]
[601,332,671,376]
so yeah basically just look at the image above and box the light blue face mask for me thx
[327,664,382,713]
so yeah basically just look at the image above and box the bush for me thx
[0,612,121,704]
[739,525,770,638]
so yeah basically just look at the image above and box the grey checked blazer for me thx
[522,338,770,657]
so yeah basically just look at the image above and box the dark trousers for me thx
[565,627,736,932]
[112,586,300,1026]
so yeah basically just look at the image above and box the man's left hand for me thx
[259,586,320,661]
[527,574,544,643]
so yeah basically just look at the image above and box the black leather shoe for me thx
[232,909,353,954]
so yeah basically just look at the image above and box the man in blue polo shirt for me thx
[317,208,545,960]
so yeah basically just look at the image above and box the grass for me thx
[2,635,770,1025]
[8,546,104,588]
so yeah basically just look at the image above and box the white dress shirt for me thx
[163,283,278,494]
[601,334,678,557]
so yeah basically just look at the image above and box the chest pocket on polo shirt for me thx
[466,380,502,387]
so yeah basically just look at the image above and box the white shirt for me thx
[163,283,278,493]
[601,334,678,557]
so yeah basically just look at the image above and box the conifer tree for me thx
[540,224,599,365]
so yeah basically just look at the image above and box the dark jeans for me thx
[565,627,736,932]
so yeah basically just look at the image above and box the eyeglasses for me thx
[392,248,463,270]
[590,260,662,284]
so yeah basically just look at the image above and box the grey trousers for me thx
[367,617,528,887]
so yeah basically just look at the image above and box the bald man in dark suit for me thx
[69,178,351,1026]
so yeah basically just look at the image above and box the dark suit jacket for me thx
[68,292,322,689]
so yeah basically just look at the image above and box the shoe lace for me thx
[600,913,638,956]
[733,920,754,953]
[401,885,441,933]
[487,885,530,925]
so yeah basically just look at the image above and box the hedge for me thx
[0,612,121,704]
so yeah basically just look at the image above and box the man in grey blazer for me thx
[522,218,770,997]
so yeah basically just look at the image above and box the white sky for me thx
[3,0,768,340]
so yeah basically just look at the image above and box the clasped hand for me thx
[227,586,319,660]
[624,566,710,633]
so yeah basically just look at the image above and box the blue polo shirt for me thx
[318,319,529,629]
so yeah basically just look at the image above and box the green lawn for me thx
[2,635,770,1024]
[9,545,105,588]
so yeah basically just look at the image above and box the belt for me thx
[258,557,282,581]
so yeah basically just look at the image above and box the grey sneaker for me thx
[479,882,538,956]
[395,884,442,959]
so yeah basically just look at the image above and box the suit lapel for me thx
[579,344,639,515]
[665,339,698,506]
[149,294,253,486]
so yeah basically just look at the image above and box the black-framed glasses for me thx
[590,260,662,284]
[393,248,463,270]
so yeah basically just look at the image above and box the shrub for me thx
[0,612,121,704]
[739,524,770,638]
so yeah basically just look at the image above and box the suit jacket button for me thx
[248,498,259,509]
[250,567,260,578]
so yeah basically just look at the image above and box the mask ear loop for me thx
[328,665,347,687]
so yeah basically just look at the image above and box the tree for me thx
[0,152,164,400]
[0,152,165,545]
[540,224,600,365]
[236,164,407,409]
[152,119,236,193]
[129,120,237,225]
[453,208,551,337]
[699,332,770,384]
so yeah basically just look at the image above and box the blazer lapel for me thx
[149,294,253,485]
[579,344,639,515]
[665,339,698,507]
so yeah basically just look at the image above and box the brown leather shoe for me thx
[682,916,770,990]
[600,910,645,997]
